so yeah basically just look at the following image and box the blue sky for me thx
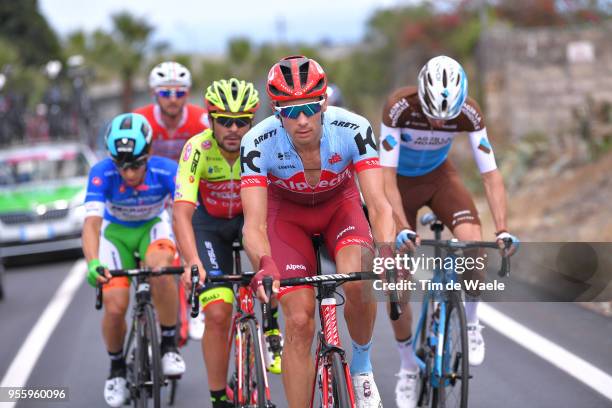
[40,0,412,54]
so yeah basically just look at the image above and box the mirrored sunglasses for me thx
[274,100,324,119]
[156,88,188,99]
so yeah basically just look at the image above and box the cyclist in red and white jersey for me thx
[134,61,209,162]
[237,55,395,407]
[134,61,209,342]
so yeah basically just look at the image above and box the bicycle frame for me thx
[95,265,184,407]
[311,280,356,408]
[192,243,273,406]
[413,221,459,390]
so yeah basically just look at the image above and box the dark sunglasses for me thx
[274,100,324,119]
[156,88,188,99]
[213,115,252,128]
[114,157,148,171]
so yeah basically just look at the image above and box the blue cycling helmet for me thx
[105,113,153,165]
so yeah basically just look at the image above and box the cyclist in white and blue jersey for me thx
[82,113,185,407]
[379,56,519,408]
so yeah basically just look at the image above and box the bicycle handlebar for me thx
[279,271,379,287]
[418,238,513,277]
[187,266,273,327]
[94,265,184,310]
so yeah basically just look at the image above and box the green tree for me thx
[0,0,61,66]
[228,37,252,66]
[72,12,155,111]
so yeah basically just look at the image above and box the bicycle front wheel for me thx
[136,304,162,408]
[330,351,352,408]
[234,318,269,407]
[432,292,468,408]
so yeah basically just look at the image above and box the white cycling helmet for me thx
[149,61,192,88]
[417,55,467,120]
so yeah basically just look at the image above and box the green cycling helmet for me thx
[205,78,260,114]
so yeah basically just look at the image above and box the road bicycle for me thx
[189,241,276,408]
[413,213,511,408]
[95,264,184,408]
[276,234,393,408]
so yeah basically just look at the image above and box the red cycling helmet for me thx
[266,55,328,102]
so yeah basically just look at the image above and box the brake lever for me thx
[95,266,105,310]
[190,265,200,318]
[498,238,513,277]
[262,276,273,330]
[386,267,402,321]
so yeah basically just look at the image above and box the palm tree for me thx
[75,12,154,111]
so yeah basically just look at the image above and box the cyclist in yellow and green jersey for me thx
[172,79,282,408]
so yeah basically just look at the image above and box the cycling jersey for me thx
[84,156,177,227]
[379,86,497,177]
[240,106,380,205]
[133,104,209,161]
[174,130,241,219]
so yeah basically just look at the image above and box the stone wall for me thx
[479,22,612,142]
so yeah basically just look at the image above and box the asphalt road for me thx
[0,255,611,408]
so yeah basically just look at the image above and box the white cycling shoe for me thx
[161,350,186,376]
[395,368,419,408]
[104,376,129,407]
[352,372,383,408]
[467,323,485,366]
[188,313,205,340]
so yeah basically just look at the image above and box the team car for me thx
[0,142,97,258]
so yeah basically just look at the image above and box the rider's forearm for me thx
[382,167,413,231]
[172,203,199,263]
[482,169,508,232]
[82,216,101,262]
[243,223,271,271]
[368,198,396,245]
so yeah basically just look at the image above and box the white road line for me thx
[479,303,612,402]
[0,259,86,404]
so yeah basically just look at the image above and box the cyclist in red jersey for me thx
[134,61,209,162]
[134,61,209,343]
[237,56,395,408]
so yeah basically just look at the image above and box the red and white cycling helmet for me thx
[266,55,327,102]
[149,61,192,89]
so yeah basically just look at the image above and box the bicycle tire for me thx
[431,292,468,408]
[330,351,352,408]
[236,318,268,407]
[415,297,434,406]
[137,304,162,408]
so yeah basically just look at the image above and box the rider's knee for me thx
[145,239,176,267]
[452,222,482,241]
[204,303,232,330]
[285,310,315,340]
[104,292,129,317]
[343,280,373,303]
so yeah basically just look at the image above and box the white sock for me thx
[397,337,418,372]
[464,295,479,325]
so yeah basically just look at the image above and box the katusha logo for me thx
[328,153,342,164]
[271,167,352,192]
[92,176,102,186]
